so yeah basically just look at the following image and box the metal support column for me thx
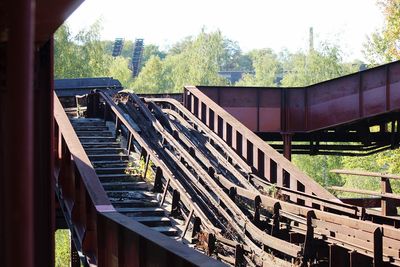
[33,39,55,267]
[282,133,293,161]
[2,0,35,266]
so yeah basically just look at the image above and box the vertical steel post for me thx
[282,133,292,161]
[33,38,55,267]
[3,0,35,266]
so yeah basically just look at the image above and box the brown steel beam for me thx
[33,38,55,267]
[3,0,35,266]
[340,197,382,208]
[282,133,292,160]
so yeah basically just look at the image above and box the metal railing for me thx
[54,92,221,266]
[183,86,336,202]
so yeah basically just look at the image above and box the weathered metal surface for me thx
[54,89,400,266]
[331,169,400,216]
[54,93,223,266]
[33,39,55,267]
[184,86,336,200]
[2,0,35,266]
[195,61,400,133]
[191,62,400,155]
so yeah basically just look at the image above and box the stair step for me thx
[89,154,129,161]
[71,121,105,127]
[71,118,104,123]
[73,126,109,131]
[83,142,121,149]
[111,199,159,208]
[151,226,178,236]
[103,182,149,191]
[80,137,116,143]
[93,160,130,168]
[96,167,135,174]
[86,148,126,155]
[98,173,140,181]
[132,216,172,227]
[117,207,166,217]
[76,131,113,137]
[107,191,156,200]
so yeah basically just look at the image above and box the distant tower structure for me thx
[131,38,144,77]
[309,27,314,52]
[112,38,124,57]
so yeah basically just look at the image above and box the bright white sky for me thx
[66,0,384,61]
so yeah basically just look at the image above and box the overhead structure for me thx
[191,60,400,157]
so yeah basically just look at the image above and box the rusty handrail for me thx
[331,169,400,180]
[184,86,336,201]
[331,169,400,216]
[54,92,223,266]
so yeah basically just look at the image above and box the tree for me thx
[108,57,132,88]
[292,154,344,188]
[54,20,112,78]
[131,55,169,93]
[142,44,166,66]
[220,39,242,71]
[54,25,81,78]
[236,49,280,86]
[364,0,400,64]
[132,29,229,93]
[281,43,357,87]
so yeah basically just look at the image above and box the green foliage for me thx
[132,55,168,93]
[55,21,136,88]
[131,29,229,93]
[54,20,112,79]
[364,0,400,64]
[292,154,344,188]
[142,44,167,65]
[281,43,357,87]
[236,49,280,86]
[55,230,70,267]
[108,57,132,87]
[125,157,155,182]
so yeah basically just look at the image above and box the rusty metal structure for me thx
[193,61,400,156]
[2,0,400,266]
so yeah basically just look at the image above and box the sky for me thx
[66,0,385,61]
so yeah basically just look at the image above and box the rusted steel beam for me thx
[331,169,400,180]
[55,93,223,266]
[194,61,400,134]
[98,212,222,267]
[3,0,35,266]
[340,197,382,208]
[184,86,336,200]
[217,173,400,264]
[33,38,55,267]
[330,186,400,201]
[282,133,293,161]
[329,244,349,267]
[381,178,398,216]
[158,97,400,228]
[129,93,302,258]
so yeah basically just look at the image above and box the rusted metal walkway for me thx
[55,86,400,266]
[188,61,400,156]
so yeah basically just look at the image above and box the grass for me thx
[55,229,71,267]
